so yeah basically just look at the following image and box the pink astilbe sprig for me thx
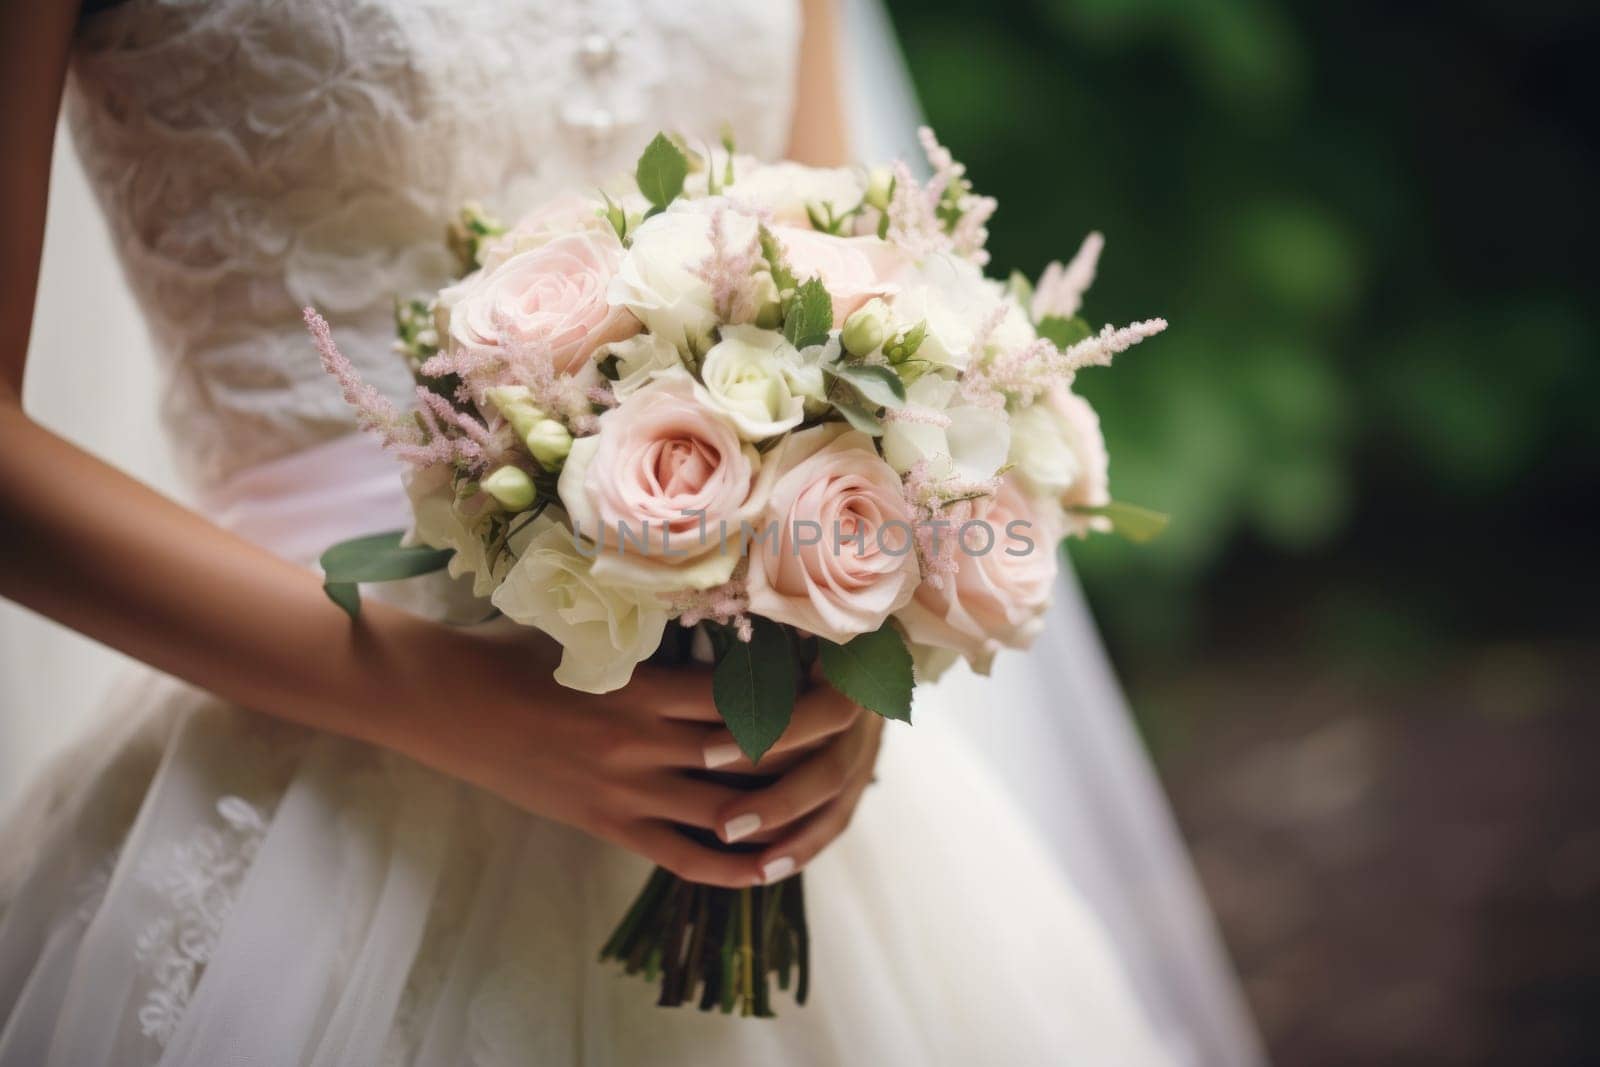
[305,307,482,468]
[885,160,949,259]
[885,128,996,263]
[881,405,953,429]
[664,568,754,642]
[1032,232,1104,321]
[965,318,1169,407]
[694,205,764,322]
[903,460,1003,589]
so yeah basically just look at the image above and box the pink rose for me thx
[896,477,1061,680]
[476,193,613,271]
[445,232,641,379]
[772,226,903,326]
[745,425,921,644]
[557,371,764,591]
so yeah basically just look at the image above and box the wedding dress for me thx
[0,1,1263,1064]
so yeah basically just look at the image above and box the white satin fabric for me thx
[1,0,1261,1062]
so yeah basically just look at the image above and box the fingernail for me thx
[723,813,761,843]
[761,856,795,883]
[703,742,743,769]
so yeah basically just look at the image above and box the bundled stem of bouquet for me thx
[600,835,808,1016]
[307,128,1169,1016]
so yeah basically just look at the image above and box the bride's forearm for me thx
[0,398,443,752]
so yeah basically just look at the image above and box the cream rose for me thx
[772,226,902,326]
[1008,386,1110,534]
[694,325,806,440]
[491,516,669,694]
[443,232,641,379]
[602,333,684,400]
[608,204,761,355]
[885,252,1003,371]
[896,477,1061,681]
[558,371,765,591]
[745,425,922,644]
[881,375,1011,483]
[726,162,865,227]
[403,463,501,598]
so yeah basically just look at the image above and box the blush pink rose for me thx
[771,226,903,326]
[446,231,641,378]
[745,424,921,644]
[476,193,613,271]
[896,476,1062,680]
[557,371,764,591]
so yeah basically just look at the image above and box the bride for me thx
[0,1,1263,1064]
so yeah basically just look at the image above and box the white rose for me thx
[608,204,760,355]
[603,333,684,400]
[882,376,1011,483]
[403,464,500,598]
[693,325,806,440]
[885,253,1000,371]
[725,161,865,227]
[491,516,669,694]
[1007,387,1110,534]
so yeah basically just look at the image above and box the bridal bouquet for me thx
[305,128,1166,1016]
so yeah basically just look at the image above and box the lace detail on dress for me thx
[132,795,268,1046]
[65,0,800,492]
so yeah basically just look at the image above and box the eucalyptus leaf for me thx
[818,623,914,722]
[635,133,689,211]
[782,278,833,350]
[824,363,905,408]
[1038,315,1093,349]
[711,617,798,763]
[1073,501,1170,543]
[832,401,884,436]
[319,530,454,618]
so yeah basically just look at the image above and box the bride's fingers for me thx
[618,773,746,831]
[700,685,861,770]
[753,726,882,881]
[626,666,723,723]
[622,821,761,889]
[711,714,877,844]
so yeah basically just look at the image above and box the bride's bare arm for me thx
[788,0,851,167]
[0,1,875,888]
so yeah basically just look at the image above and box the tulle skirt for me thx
[0,665,1177,1066]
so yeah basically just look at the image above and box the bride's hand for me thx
[404,625,881,889]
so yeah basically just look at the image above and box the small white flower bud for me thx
[526,418,573,469]
[481,465,537,510]
[485,386,547,444]
[840,298,889,358]
[864,166,894,211]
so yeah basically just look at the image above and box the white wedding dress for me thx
[0,1,1264,1064]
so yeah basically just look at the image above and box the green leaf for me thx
[824,363,905,408]
[319,530,454,618]
[1038,315,1093,349]
[1073,501,1170,543]
[818,622,914,722]
[832,400,884,436]
[712,617,798,763]
[635,133,689,211]
[782,277,834,350]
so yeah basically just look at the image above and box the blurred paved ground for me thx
[1152,642,1600,1067]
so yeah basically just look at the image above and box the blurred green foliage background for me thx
[886,0,1598,671]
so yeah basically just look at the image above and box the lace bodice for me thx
[66,0,800,491]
